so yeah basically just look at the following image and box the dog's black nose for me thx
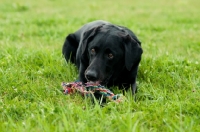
[85,70,98,81]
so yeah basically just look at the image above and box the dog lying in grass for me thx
[62,20,142,94]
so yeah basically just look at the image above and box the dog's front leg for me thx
[132,82,137,94]
[78,63,87,83]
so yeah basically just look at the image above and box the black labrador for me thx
[62,20,143,94]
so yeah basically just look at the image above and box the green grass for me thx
[0,0,200,131]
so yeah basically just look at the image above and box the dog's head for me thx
[80,24,142,85]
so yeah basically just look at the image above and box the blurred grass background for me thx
[0,0,200,131]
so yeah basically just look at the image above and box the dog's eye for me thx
[108,53,114,59]
[91,48,96,55]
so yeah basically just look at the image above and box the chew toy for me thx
[62,81,125,103]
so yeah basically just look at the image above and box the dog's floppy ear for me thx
[123,34,143,71]
[81,25,103,55]
[62,33,78,63]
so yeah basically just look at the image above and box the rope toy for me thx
[61,81,125,103]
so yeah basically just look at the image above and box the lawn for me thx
[0,0,200,131]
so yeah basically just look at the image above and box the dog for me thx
[62,20,143,94]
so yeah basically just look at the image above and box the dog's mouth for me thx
[99,73,113,86]
[86,74,113,86]
[101,77,111,85]
[84,67,113,86]
[86,80,101,85]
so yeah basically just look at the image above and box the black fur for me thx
[62,20,143,94]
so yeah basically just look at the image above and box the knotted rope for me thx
[62,81,125,103]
